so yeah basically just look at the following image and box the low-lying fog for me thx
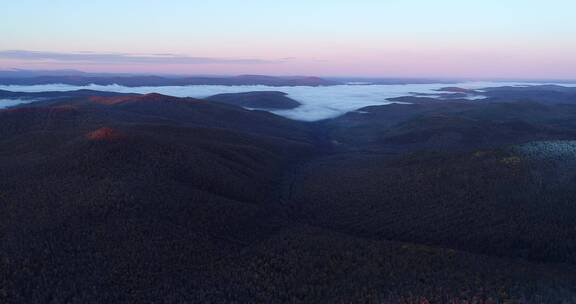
[0,99,39,109]
[2,82,576,121]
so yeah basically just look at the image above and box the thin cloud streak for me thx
[0,50,283,65]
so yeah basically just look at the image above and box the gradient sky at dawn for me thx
[2,0,576,79]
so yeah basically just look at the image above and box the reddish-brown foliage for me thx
[86,127,125,141]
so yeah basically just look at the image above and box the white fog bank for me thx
[0,99,40,109]
[1,82,576,121]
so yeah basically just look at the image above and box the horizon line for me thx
[1,68,576,82]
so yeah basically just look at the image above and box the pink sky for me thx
[2,1,576,79]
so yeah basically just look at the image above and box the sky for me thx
[2,0,576,79]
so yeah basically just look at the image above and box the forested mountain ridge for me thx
[3,89,576,303]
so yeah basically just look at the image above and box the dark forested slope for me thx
[206,91,301,109]
[327,100,576,151]
[3,90,576,303]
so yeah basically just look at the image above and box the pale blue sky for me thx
[2,0,576,78]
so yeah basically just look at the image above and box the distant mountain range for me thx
[2,70,575,87]
[0,70,342,87]
[0,88,137,99]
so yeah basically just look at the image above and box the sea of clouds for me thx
[1,82,576,121]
